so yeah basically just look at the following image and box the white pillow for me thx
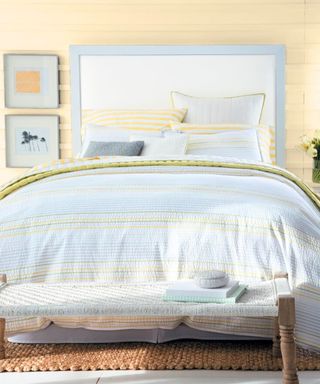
[80,124,162,157]
[129,134,187,156]
[182,129,263,161]
[171,91,265,125]
[170,122,273,164]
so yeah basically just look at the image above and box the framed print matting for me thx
[5,115,59,168]
[4,54,59,108]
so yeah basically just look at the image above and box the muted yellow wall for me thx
[0,0,319,185]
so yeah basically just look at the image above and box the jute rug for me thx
[0,341,319,372]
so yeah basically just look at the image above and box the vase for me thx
[313,159,320,183]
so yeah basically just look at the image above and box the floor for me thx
[0,370,319,384]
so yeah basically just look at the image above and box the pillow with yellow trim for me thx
[81,108,187,137]
[171,91,265,125]
[169,122,274,164]
[184,129,263,162]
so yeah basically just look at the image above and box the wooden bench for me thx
[0,274,298,383]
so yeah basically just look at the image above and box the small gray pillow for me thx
[83,141,144,157]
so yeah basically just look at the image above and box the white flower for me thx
[307,144,318,158]
[298,143,307,153]
[315,130,320,139]
[301,134,312,146]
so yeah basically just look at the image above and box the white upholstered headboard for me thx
[70,45,285,166]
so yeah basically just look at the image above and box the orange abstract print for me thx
[15,71,40,93]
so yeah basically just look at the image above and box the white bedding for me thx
[0,155,319,351]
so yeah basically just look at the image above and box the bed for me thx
[1,45,319,352]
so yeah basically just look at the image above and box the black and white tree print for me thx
[20,131,48,153]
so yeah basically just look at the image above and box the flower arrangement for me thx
[299,131,320,158]
[300,131,320,183]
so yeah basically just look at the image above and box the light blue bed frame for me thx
[69,44,286,166]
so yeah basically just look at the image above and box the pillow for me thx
[80,124,162,157]
[183,129,263,162]
[82,141,144,158]
[171,91,265,125]
[170,122,273,164]
[129,134,187,156]
[81,108,187,134]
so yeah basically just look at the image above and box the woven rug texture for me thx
[0,341,319,373]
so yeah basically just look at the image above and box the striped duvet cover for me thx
[0,156,319,351]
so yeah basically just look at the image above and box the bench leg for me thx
[272,317,281,357]
[0,274,6,359]
[278,296,299,384]
[0,318,5,359]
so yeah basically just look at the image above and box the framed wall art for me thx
[5,115,59,168]
[4,54,59,108]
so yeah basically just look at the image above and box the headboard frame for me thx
[70,44,285,166]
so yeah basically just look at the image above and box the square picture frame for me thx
[4,54,59,108]
[5,115,60,168]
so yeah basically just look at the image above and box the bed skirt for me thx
[9,323,268,344]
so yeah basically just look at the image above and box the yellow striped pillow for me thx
[81,109,187,137]
[170,122,275,164]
